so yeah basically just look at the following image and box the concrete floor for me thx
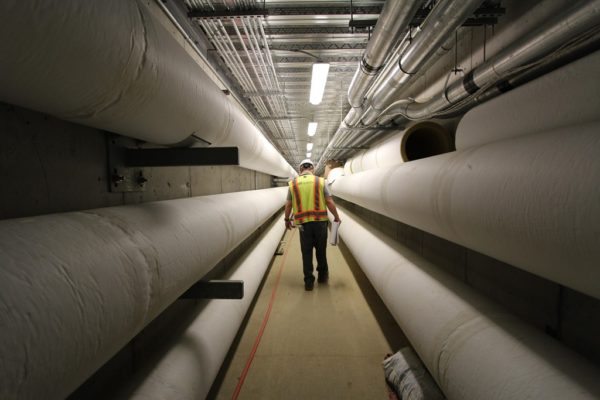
[209,228,409,400]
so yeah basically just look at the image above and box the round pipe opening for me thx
[401,122,453,161]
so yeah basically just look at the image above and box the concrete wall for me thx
[0,102,274,220]
[336,198,600,368]
[0,101,279,398]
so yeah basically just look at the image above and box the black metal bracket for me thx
[122,147,239,167]
[106,134,239,192]
[179,280,244,299]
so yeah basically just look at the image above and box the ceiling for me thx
[162,0,503,170]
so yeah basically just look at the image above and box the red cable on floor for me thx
[231,229,295,400]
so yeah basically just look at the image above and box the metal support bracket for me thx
[106,134,239,192]
[179,280,244,299]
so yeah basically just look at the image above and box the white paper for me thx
[329,220,341,246]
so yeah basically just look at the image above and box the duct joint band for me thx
[361,58,382,75]
[495,79,513,93]
[463,70,480,95]
[398,59,416,75]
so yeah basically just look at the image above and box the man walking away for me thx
[284,159,341,291]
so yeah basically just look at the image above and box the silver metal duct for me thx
[398,0,600,121]
[346,0,422,108]
[360,0,484,125]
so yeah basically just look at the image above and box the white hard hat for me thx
[299,159,314,168]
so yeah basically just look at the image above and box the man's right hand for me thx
[285,219,294,230]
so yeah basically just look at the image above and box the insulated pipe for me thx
[361,0,484,125]
[126,216,285,400]
[0,187,287,399]
[0,0,294,178]
[400,0,600,121]
[456,49,600,150]
[337,207,600,400]
[347,0,422,108]
[343,122,452,175]
[331,121,600,299]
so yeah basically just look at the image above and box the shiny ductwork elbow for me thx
[0,0,295,178]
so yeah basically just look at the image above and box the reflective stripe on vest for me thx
[289,174,328,224]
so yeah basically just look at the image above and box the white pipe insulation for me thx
[125,216,285,400]
[456,49,600,150]
[0,187,287,399]
[331,121,600,299]
[343,122,452,175]
[0,0,294,178]
[337,207,600,399]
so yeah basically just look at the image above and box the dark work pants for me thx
[298,221,328,284]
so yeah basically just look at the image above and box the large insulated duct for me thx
[337,207,600,400]
[0,187,287,399]
[124,216,285,400]
[0,0,294,177]
[331,121,600,299]
[456,49,600,150]
[343,122,452,175]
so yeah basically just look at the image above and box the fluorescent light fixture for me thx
[306,142,313,151]
[307,122,318,136]
[306,152,312,158]
[309,63,329,105]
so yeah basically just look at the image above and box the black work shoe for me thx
[317,273,329,283]
[305,282,314,291]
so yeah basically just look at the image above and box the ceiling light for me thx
[309,63,329,105]
[306,152,312,158]
[306,142,313,151]
[307,122,318,136]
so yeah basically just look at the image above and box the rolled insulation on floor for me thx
[338,207,600,400]
[343,122,452,175]
[331,121,600,299]
[0,187,286,399]
[0,0,294,177]
[456,49,600,150]
[124,216,285,400]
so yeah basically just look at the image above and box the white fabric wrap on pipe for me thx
[344,122,451,175]
[337,207,600,400]
[332,122,600,299]
[0,0,294,178]
[126,216,285,400]
[0,187,286,399]
[456,50,600,149]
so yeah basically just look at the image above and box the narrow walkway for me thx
[209,228,409,400]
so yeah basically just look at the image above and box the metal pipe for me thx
[125,216,286,400]
[331,121,600,299]
[0,0,294,177]
[362,0,483,125]
[401,0,600,121]
[0,187,287,399]
[337,207,600,400]
[347,0,422,108]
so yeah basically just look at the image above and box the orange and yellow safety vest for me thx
[289,174,328,224]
